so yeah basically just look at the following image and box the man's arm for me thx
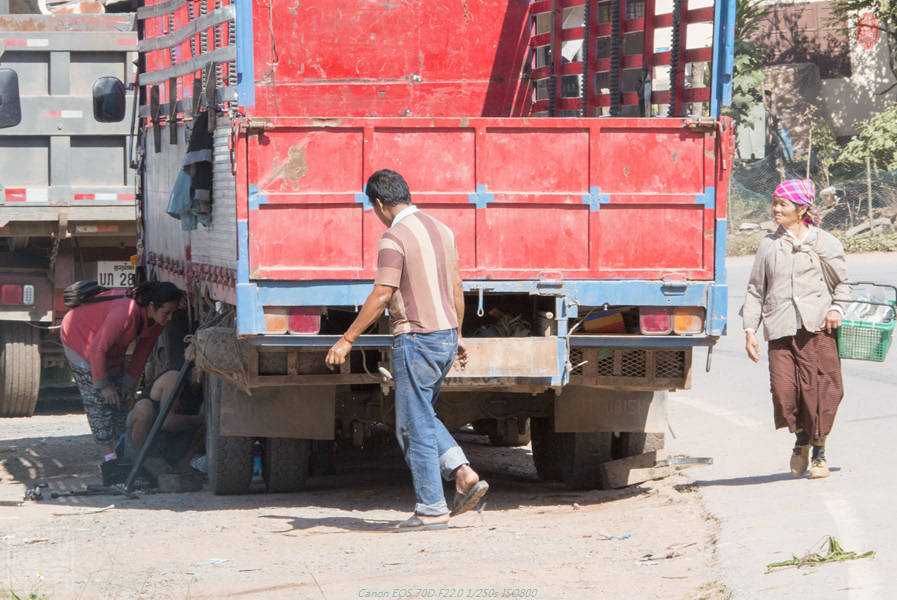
[325,284,395,368]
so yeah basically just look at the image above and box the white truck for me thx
[0,9,136,416]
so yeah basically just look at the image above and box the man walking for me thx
[325,169,488,531]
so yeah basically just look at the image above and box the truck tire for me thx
[556,431,614,490]
[530,417,562,481]
[263,437,312,493]
[488,417,531,447]
[0,323,41,418]
[205,376,254,495]
[530,417,613,489]
[612,432,665,460]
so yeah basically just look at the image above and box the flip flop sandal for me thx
[394,515,449,532]
[450,480,489,517]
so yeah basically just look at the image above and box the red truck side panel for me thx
[248,0,532,118]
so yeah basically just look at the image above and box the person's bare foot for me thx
[454,463,479,494]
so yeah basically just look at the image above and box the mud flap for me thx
[219,383,335,440]
[554,387,667,433]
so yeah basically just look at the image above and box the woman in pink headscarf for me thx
[741,179,851,479]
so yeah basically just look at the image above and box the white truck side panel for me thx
[143,125,189,282]
[190,118,236,268]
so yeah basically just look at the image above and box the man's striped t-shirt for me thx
[374,208,459,336]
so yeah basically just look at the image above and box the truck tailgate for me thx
[239,117,723,281]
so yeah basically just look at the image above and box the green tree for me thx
[838,103,897,171]
[722,0,766,131]
[831,0,897,94]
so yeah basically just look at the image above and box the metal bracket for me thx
[150,85,161,153]
[204,63,217,133]
[582,186,611,211]
[684,117,718,131]
[244,118,271,139]
[661,273,688,296]
[191,77,203,116]
[468,184,494,209]
[168,77,178,145]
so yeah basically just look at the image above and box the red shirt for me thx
[61,293,164,386]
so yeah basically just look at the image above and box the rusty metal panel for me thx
[445,337,560,379]
[219,380,335,440]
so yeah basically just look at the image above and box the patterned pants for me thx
[768,328,844,441]
[69,361,131,447]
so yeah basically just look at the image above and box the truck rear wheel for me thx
[612,432,665,459]
[530,417,562,481]
[0,323,41,418]
[556,431,613,490]
[205,376,254,495]
[472,417,532,447]
[530,417,613,489]
[264,437,312,493]
[489,417,531,447]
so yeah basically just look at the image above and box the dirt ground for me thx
[1,394,727,600]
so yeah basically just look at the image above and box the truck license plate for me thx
[97,261,136,288]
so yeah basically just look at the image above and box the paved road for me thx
[668,253,897,600]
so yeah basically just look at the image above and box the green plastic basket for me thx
[836,282,896,362]
[837,315,894,362]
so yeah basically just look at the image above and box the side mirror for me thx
[92,76,126,123]
[0,69,22,129]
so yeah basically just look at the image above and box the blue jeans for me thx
[392,329,468,515]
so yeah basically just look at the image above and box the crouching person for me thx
[117,368,205,484]
[61,281,184,477]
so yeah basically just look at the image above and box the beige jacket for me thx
[742,226,850,341]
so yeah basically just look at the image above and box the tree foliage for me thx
[722,0,767,130]
[838,103,897,171]
[831,0,897,93]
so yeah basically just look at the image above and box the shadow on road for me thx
[684,468,842,488]
[1,428,650,518]
[261,513,398,533]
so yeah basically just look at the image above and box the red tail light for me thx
[289,307,321,334]
[1,284,23,304]
[639,307,672,335]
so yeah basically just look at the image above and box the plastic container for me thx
[837,318,894,361]
[836,282,896,362]
[639,307,672,335]
[582,310,625,333]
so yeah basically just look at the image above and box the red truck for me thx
[135,0,736,493]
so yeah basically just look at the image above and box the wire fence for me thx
[729,153,897,234]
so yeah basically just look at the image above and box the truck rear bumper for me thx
[245,334,714,391]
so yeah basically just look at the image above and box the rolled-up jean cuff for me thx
[439,446,468,481]
[415,499,449,516]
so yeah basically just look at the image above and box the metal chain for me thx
[668,0,682,116]
[48,231,60,276]
[610,0,621,116]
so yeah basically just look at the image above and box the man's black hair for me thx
[366,169,411,207]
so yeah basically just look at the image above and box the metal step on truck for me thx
[135,0,736,493]
[0,8,137,417]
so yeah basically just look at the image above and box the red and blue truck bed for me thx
[136,0,736,493]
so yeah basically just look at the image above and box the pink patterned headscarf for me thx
[773,179,819,226]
